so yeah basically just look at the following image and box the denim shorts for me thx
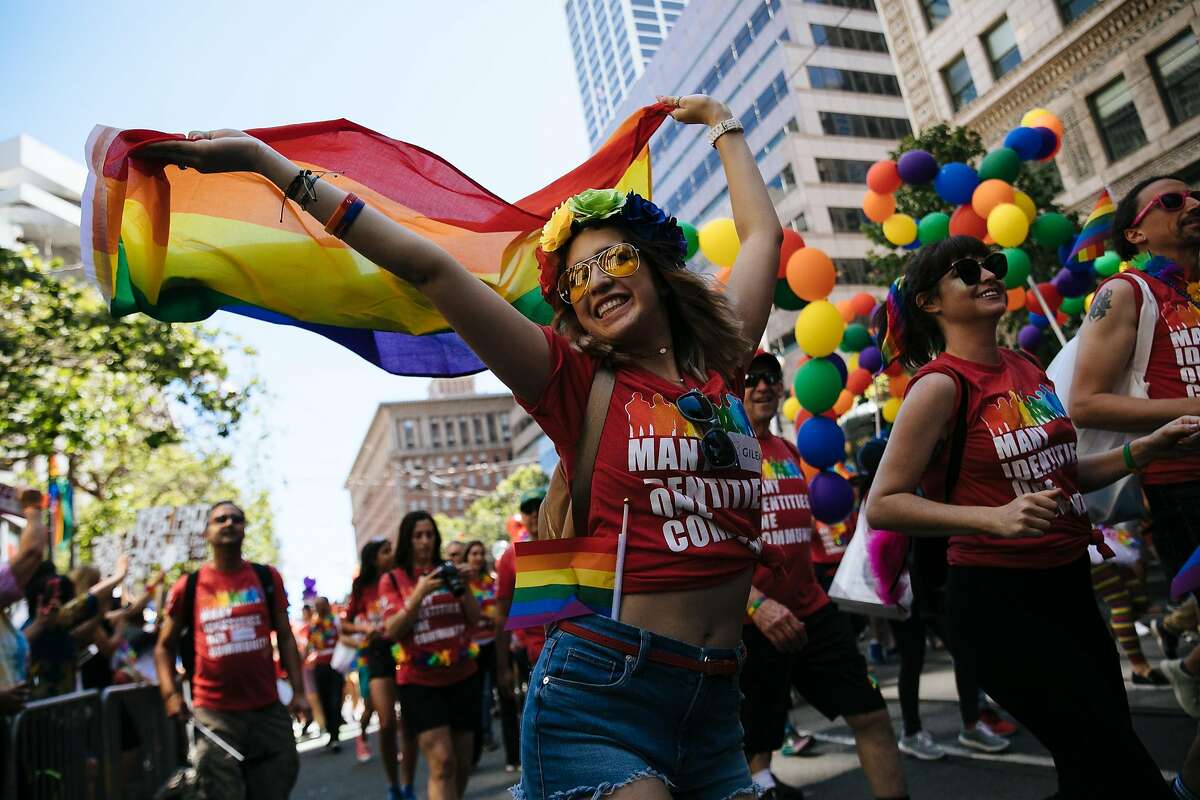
[513,613,755,800]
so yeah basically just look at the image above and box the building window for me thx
[816,158,875,184]
[633,8,657,18]
[635,22,660,33]
[1057,0,1096,24]
[941,53,977,111]
[1089,76,1148,162]
[500,416,511,441]
[921,0,950,29]
[829,207,870,233]
[790,212,809,232]
[401,419,417,449]
[473,417,484,445]
[833,258,871,283]
[430,419,442,449]
[803,0,875,9]
[810,24,888,53]
[445,418,456,446]
[1152,31,1200,126]
[807,66,902,96]
[984,18,1021,79]
[767,164,798,194]
[486,414,498,442]
[819,112,911,139]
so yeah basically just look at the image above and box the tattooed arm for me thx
[1070,279,1200,431]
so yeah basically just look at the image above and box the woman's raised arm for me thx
[143,132,552,402]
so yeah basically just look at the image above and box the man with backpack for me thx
[155,500,309,799]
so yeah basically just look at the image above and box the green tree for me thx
[439,464,549,547]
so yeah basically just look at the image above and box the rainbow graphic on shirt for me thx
[198,585,264,623]
[762,458,802,480]
[980,385,1067,437]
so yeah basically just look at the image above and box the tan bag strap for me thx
[569,366,615,536]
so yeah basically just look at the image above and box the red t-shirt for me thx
[911,350,1092,568]
[755,435,828,619]
[378,567,478,687]
[495,544,546,662]
[811,515,852,565]
[1107,272,1200,485]
[344,580,387,648]
[166,561,287,711]
[518,327,763,593]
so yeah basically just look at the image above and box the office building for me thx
[0,134,85,268]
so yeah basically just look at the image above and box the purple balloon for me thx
[821,353,848,385]
[1034,126,1058,160]
[1018,324,1044,351]
[859,346,884,374]
[897,150,938,185]
[1053,267,1092,298]
[810,471,855,524]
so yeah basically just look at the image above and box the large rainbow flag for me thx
[82,107,669,376]
[505,537,619,629]
[1066,188,1115,266]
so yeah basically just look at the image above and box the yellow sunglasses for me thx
[557,242,641,304]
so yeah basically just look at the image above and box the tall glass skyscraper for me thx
[566,0,690,146]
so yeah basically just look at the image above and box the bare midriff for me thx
[618,568,753,649]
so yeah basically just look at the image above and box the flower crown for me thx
[535,188,686,301]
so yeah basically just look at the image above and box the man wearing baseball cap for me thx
[740,351,907,800]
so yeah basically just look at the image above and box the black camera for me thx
[436,560,466,597]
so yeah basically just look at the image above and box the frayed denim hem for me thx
[509,767,673,800]
[720,783,762,800]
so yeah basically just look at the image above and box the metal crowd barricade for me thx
[101,684,179,800]
[5,689,104,800]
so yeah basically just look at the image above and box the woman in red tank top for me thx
[866,235,1200,799]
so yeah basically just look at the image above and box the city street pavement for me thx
[295,639,1195,799]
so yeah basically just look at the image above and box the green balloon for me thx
[1094,250,1121,277]
[978,148,1021,183]
[918,212,950,244]
[1061,295,1085,315]
[1131,252,1151,271]
[1030,212,1074,248]
[841,323,872,353]
[679,221,700,260]
[774,279,807,311]
[793,359,843,414]
[1002,248,1031,289]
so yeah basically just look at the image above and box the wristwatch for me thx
[708,117,745,148]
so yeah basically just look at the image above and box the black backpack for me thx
[177,563,278,681]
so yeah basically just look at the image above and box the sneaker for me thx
[400,786,417,800]
[356,736,372,763]
[780,732,816,756]
[387,787,402,800]
[977,708,1017,737]
[1161,659,1200,718]
[958,723,1011,753]
[1153,618,1181,659]
[898,730,946,761]
[1131,668,1170,686]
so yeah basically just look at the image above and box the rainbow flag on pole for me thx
[82,106,668,377]
[505,538,619,629]
[46,457,73,550]
[1066,189,1115,266]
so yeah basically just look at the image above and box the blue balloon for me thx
[1034,126,1058,160]
[934,162,979,205]
[1058,241,1076,266]
[810,471,855,524]
[1053,267,1092,298]
[1004,127,1043,161]
[796,417,846,470]
[903,239,922,251]
[1029,312,1050,330]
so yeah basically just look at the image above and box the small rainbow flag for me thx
[1066,189,1115,266]
[82,106,668,377]
[505,537,619,629]
[46,456,73,550]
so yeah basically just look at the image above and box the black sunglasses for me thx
[746,371,782,388]
[948,252,1008,286]
[676,390,738,470]
[212,513,245,524]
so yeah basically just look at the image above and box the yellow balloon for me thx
[882,397,902,423]
[794,300,846,358]
[1084,292,1095,313]
[882,213,917,246]
[782,396,801,422]
[846,354,859,372]
[1021,108,1052,126]
[1013,190,1037,222]
[987,203,1030,248]
[698,218,740,267]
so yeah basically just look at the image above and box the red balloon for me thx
[1024,282,1063,314]
[949,205,988,240]
[850,292,876,317]
[867,160,902,194]
[884,360,904,377]
[846,368,873,395]
[777,229,805,279]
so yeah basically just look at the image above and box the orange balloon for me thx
[889,372,910,396]
[862,191,896,224]
[1006,287,1025,312]
[846,367,873,395]
[715,267,732,286]
[971,179,1015,218]
[1027,111,1064,140]
[983,234,996,245]
[834,389,855,416]
[786,248,837,301]
[800,460,820,482]
[850,292,876,317]
[777,229,806,278]
[867,160,902,194]
[837,299,855,322]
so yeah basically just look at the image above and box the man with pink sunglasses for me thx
[1070,175,1200,728]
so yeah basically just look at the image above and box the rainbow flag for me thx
[505,537,618,629]
[1066,189,1115,266]
[82,107,668,377]
[46,457,73,550]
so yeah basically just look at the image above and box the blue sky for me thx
[1,1,609,601]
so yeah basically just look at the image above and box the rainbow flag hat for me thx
[504,537,619,629]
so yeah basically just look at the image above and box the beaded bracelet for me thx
[325,193,365,238]
[281,169,321,222]
[746,596,766,617]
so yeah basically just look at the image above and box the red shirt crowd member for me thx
[867,236,1199,800]
[738,351,900,799]
[381,511,481,800]
[155,501,306,800]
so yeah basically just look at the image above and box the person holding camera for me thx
[381,511,481,800]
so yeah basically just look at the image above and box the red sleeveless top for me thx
[910,351,1092,569]
[378,567,477,687]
